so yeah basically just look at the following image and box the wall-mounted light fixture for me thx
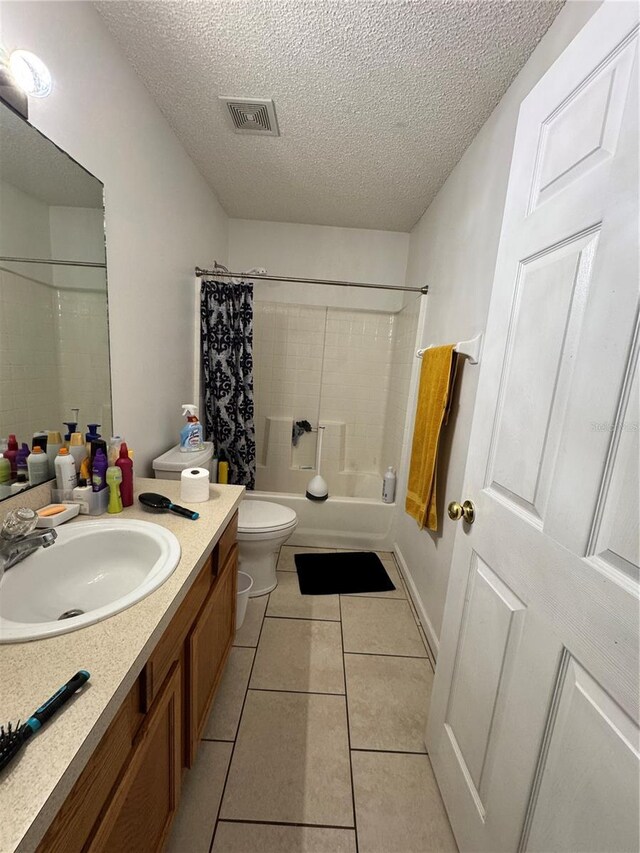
[0,47,51,119]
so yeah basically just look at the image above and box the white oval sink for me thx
[0,519,181,643]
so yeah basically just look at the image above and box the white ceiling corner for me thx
[95,0,564,232]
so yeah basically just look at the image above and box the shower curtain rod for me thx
[195,266,428,295]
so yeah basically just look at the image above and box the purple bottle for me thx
[91,448,108,492]
[16,443,30,480]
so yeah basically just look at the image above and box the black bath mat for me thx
[295,551,395,595]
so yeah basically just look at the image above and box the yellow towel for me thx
[405,345,459,531]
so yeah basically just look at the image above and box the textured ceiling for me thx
[0,102,103,208]
[96,0,563,231]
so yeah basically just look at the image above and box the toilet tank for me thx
[152,442,214,480]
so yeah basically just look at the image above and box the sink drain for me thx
[58,609,84,620]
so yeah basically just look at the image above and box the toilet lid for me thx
[238,500,297,533]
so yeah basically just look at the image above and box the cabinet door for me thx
[187,545,237,765]
[88,662,182,853]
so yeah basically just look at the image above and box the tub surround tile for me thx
[345,654,432,752]
[234,594,268,647]
[267,571,341,620]
[212,822,358,853]
[221,690,354,827]
[251,617,345,694]
[203,646,255,742]
[340,597,427,658]
[165,741,232,853]
[351,751,457,853]
[277,545,337,571]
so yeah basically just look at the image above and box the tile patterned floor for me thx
[167,546,457,853]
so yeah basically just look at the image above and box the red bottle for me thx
[115,442,134,507]
[4,434,19,476]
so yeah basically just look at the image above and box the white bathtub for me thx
[248,490,396,550]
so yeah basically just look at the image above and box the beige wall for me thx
[393,0,602,655]
[1,1,229,474]
[229,218,410,312]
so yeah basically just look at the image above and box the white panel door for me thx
[427,4,639,851]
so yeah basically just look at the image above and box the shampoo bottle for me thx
[16,443,30,481]
[46,431,63,477]
[27,446,50,485]
[85,424,101,454]
[69,432,88,474]
[108,435,123,466]
[382,467,396,504]
[92,449,108,492]
[179,404,204,452]
[115,442,134,507]
[4,434,18,476]
[55,447,78,492]
[63,421,78,446]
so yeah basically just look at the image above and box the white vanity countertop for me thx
[0,478,245,853]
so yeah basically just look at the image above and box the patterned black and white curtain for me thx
[200,279,256,489]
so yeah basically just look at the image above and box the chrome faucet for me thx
[0,508,57,574]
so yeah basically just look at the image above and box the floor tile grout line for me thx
[350,747,428,756]
[342,650,429,660]
[247,687,346,696]
[263,613,341,623]
[338,594,360,853]
[217,818,355,831]
[208,592,271,853]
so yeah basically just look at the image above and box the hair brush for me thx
[0,670,90,772]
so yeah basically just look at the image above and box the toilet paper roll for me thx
[180,467,210,503]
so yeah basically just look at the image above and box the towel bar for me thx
[416,332,483,365]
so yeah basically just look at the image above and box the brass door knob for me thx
[447,500,475,524]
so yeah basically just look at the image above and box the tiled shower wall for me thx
[0,270,60,440]
[252,298,418,498]
[381,295,421,477]
[0,268,110,442]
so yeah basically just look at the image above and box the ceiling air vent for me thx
[219,97,280,136]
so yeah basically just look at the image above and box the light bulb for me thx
[8,50,51,98]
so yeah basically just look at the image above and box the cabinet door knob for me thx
[447,500,475,524]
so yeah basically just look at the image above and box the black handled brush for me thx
[0,670,90,772]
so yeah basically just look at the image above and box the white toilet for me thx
[237,500,298,596]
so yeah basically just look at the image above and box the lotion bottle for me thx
[382,467,396,504]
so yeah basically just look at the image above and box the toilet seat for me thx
[238,500,297,535]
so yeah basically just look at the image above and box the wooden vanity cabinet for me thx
[36,511,238,853]
[188,544,237,765]
[87,662,182,853]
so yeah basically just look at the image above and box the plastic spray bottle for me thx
[180,405,204,452]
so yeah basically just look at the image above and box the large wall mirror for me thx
[0,102,112,501]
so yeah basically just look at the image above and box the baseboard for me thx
[393,543,440,663]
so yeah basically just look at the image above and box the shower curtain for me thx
[200,279,256,489]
